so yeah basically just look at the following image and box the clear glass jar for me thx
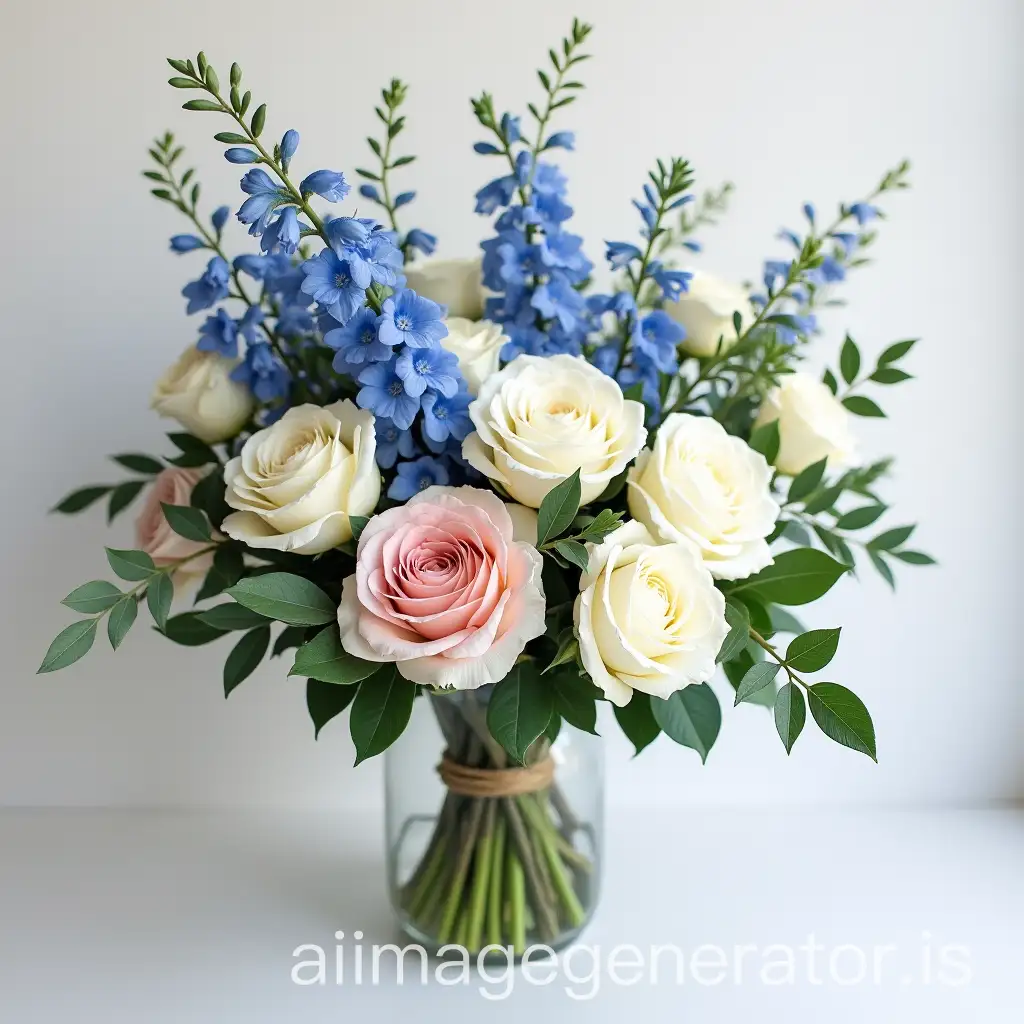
[384,688,603,958]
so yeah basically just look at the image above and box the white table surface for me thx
[1,807,1020,1022]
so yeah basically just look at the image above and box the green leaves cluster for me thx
[534,469,624,574]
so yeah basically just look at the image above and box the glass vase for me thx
[384,687,603,957]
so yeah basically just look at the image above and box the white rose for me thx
[666,270,754,358]
[151,345,254,444]
[753,372,857,476]
[222,400,381,555]
[628,413,779,580]
[462,354,647,508]
[440,317,507,393]
[404,257,486,319]
[574,521,728,707]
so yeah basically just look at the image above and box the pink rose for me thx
[135,467,215,574]
[337,486,546,690]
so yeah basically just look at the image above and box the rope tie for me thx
[437,752,554,797]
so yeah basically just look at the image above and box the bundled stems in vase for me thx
[396,693,594,956]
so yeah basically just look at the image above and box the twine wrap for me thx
[438,752,554,798]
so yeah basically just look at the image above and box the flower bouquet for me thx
[40,19,930,957]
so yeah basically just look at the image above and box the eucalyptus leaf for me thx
[731,548,848,606]
[839,335,861,384]
[734,662,780,705]
[774,682,806,754]
[160,612,227,646]
[107,480,147,522]
[62,581,123,615]
[161,503,212,542]
[146,573,173,630]
[807,682,877,761]
[112,453,164,475]
[37,619,98,674]
[785,628,841,673]
[106,548,156,582]
[787,458,828,504]
[198,603,270,631]
[107,596,139,650]
[226,573,335,625]
[53,486,111,514]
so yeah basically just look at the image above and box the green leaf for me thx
[839,335,861,384]
[272,624,308,658]
[198,603,270,631]
[52,486,111,513]
[223,625,271,696]
[195,545,245,602]
[107,480,146,522]
[189,470,229,529]
[112,453,164,475]
[350,666,417,764]
[160,612,226,646]
[160,503,212,542]
[182,99,222,112]
[549,669,600,735]
[613,692,660,755]
[769,607,805,635]
[214,131,250,144]
[146,573,173,630]
[544,710,562,745]
[734,662,780,705]
[836,505,886,531]
[307,679,358,738]
[869,550,895,589]
[226,573,336,625]
[553,539,589,572]
[167,432,219,466]
[869,525,915,551]
[869,367,912,385]
[877,338,917,365]
[542,630,579,674]
[597,469,628,503]
[785,628,841,673]
[822,368,838,395]
[891,549,935,566]
[802,484,844,516]
[62,581,123,614]
[716,601,750,664]
[486,661,555,764]
[289,626,379,685]
[168,76,202,89]
[576,507,624,544]
[748,419,780,464]
[842,396,885,418]
[650,683,721,763]
[250,103,267,137]
[38,619,98,673]
[349,515,370,544]
[807,683,877,760]
[536,469,582,546]
[787,458,828,504]
[107,596,139,650]
[105,548,156,582]
[774,682,806,754]
[731,547,848,606]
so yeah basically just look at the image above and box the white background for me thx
[0,0,1020,811]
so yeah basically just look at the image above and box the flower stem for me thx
[486,811,507,948]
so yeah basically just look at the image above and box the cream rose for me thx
[222,400,380,555]
[666,270,754,358]
[135,466,215,576]
[627,413,779,580]
[753,372,857,475]
[151,345,254,444]
[574,521,728,707]
[462,354,647,508]
[440,317,507,393]
[338,486,546,690]
[404,257,486,319]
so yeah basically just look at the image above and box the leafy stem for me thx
[748,628,808,689]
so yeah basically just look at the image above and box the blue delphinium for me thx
[404,229,437,257]
[260,206,301,255]
[196,308,238,356]
[421,389,473,444]
[237,169,288,236]
[375,421,417,469]
[170,234,205,253]
[299,249,365,324]
[324,308,392,368]
[378,290,447,349]
[632,310,683,374]
[356,359,421,430]
[387,455,450,501]
[395,346,461,398]
[299,170,350,203]
[182,256,230,314]
[231,342,291,403]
